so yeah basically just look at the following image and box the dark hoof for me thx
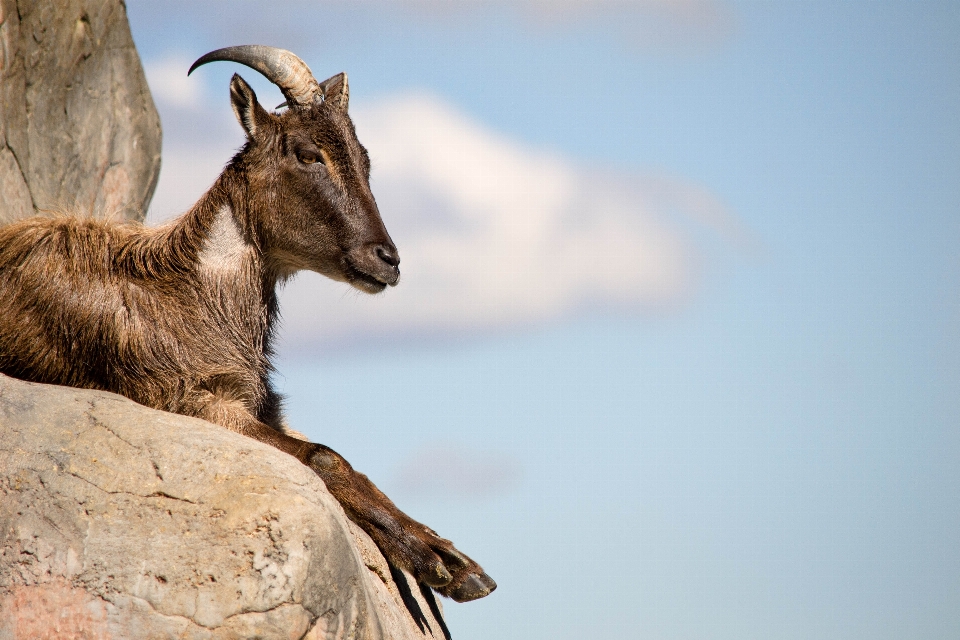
[448,572,497,602]
[423,563,453,588]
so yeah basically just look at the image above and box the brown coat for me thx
[0,65,494,603]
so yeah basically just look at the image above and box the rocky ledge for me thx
[0,373,449,640]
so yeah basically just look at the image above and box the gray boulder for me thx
[0,0,162,224]
[0,373,450,640]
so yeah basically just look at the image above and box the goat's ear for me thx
[229,74,270,140]
[319,72,349,112]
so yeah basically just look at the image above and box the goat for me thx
[0,45,495,603]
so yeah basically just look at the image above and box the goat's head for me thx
[190,46,399,293]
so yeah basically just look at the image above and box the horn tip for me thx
[187,57,205,76]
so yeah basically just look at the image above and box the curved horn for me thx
[189,45,320,107]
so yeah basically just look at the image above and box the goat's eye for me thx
[298,151,320,165]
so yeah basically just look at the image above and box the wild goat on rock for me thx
[0,45,495,603]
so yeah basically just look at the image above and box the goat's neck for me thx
[174,171,275,288]
[172,181,281,355]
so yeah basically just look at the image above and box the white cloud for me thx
[146,142,226,222]
[148,93,745,350]
[144,55,207,110]
[279,94,705,347]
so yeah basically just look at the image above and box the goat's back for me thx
[0,214,215,407]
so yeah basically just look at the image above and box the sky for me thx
[127,2,960,638]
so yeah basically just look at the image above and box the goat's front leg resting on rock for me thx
[246,423,496,601]
[307,444,497,602]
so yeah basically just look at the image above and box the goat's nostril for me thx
[375,245,400,268]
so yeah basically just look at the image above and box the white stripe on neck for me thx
[199,205,252,273]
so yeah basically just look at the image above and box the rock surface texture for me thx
[0,0,162,224]
[0,374,450,640]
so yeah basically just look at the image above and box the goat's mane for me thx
[0,183,234,283]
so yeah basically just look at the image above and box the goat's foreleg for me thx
[193,397,496,602]
[302,443,497,602]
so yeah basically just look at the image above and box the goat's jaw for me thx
[343,259,397,294]
[264,251,312,282]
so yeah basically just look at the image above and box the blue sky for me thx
[127,2,960,638]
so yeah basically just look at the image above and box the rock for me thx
[0,373,450,640]
[0,0,162,224]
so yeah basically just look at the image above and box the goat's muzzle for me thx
[345,242,400,293]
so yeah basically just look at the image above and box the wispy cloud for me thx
[394,445,521,499]
[279,94,737,349]
[144,55,207,110]
[408,0,735,48]
[129,0,733,58]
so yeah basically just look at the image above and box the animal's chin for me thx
[353,278,388,294]
[345,264,389,294]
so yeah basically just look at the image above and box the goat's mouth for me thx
[344,260,394,294]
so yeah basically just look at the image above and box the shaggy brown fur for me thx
[0,71,495,602]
